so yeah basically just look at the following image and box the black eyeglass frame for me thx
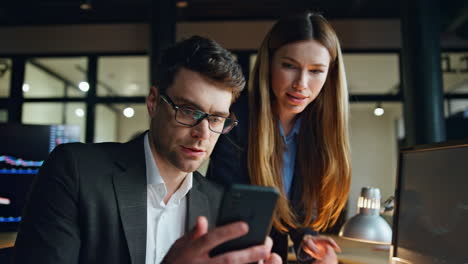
[160,94,238,134]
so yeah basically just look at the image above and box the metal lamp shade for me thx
[339,214,392,244]
[339,187,392,244]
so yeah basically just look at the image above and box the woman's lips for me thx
[180,146,206,157]
[286,93,308,104]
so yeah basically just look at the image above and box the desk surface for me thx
[1,232,389,263]
[334,235,389,264]
[288,235,390,264]
[0,232,16,249]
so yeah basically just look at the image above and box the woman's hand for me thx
[300,234,341,264]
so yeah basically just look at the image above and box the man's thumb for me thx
[189,216,209,240]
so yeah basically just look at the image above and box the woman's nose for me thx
[292,71,308,90]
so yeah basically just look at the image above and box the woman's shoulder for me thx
[231,89,249,121]
[208,90,251,185]
[229,89,249,145]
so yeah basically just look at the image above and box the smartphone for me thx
[209,184,279,257]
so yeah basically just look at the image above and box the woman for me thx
[207,12,351,263]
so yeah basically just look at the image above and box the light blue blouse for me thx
[278,118,301,197]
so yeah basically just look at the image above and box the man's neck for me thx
[148,136,187,204]
[160,170,186,205]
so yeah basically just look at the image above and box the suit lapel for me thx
[112,135,147,264]
[186,174,211,231]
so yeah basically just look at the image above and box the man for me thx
[14,36,281,264]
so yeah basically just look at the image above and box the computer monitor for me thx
[392,141,468,264]
[0,123,80,231]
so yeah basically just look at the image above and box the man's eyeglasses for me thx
[160,94,238,134]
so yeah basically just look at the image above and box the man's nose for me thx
[190,118,211,140]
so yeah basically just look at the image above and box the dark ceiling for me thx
[0,0,467,39]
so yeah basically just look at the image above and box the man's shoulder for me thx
[52,141,128,156]
[193,172,224,194]
[49,139,142,167]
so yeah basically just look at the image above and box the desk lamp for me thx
[339,187,392,244]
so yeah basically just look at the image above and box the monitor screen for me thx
[0,124,80,231]
[392,142,468,264]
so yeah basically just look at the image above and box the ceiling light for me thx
[374,103,384,117]
[0,197,11,205]
[80,0,92,10]
[80,3,92,10]
[176,1,189,8]
[128,83,140,91]
[22,83,30,92]
[79,81,89,92]
[75,108,85,117]
[123,107,135,118]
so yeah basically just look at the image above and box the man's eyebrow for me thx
[281,56,328,68]
[171,96,230,117]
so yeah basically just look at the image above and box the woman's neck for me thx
[277,111,297,136]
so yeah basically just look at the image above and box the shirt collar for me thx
[144,133,164,185]
[279,117,302,142]
[144,133,193,204]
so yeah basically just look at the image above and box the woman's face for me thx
[271,39,331,119]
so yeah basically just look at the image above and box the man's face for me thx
[146,68,233,173]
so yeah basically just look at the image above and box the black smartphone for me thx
[210,184,280,257]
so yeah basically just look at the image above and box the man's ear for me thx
[147,85,159,117]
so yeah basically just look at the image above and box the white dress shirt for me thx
[144,134,193,264]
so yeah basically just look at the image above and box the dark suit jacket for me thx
[207,91,317,263]
[14,135,223,264]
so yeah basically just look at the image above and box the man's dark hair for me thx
[155,35,245,99]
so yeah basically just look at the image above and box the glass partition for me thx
[22,102,86,142]
[442,52,468,94]
[343,54,400,95]
[0,58,12,98]
[0,109,7,122]
[97,56,149,97]
[95,103,147,143]
[24,57,87,98]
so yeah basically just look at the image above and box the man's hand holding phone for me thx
[162,216,282,264]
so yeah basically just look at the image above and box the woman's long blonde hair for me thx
[248,12,351,232]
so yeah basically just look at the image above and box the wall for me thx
[348,103,401,217]
[0,24,148,54]
[0,21,467,55]
[95,104,118,143]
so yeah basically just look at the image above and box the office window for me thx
[0,109,7,122]
[95,103,147,143]
[446,99,468,116]
[442,52,468,94]
[343,54,400,95]
[0,58,11,97]
[22,103,86,142]
[446,99,468,141]
[24,57,87,98]
[97,56,149,97]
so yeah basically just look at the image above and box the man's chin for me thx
[176,161,204,173]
